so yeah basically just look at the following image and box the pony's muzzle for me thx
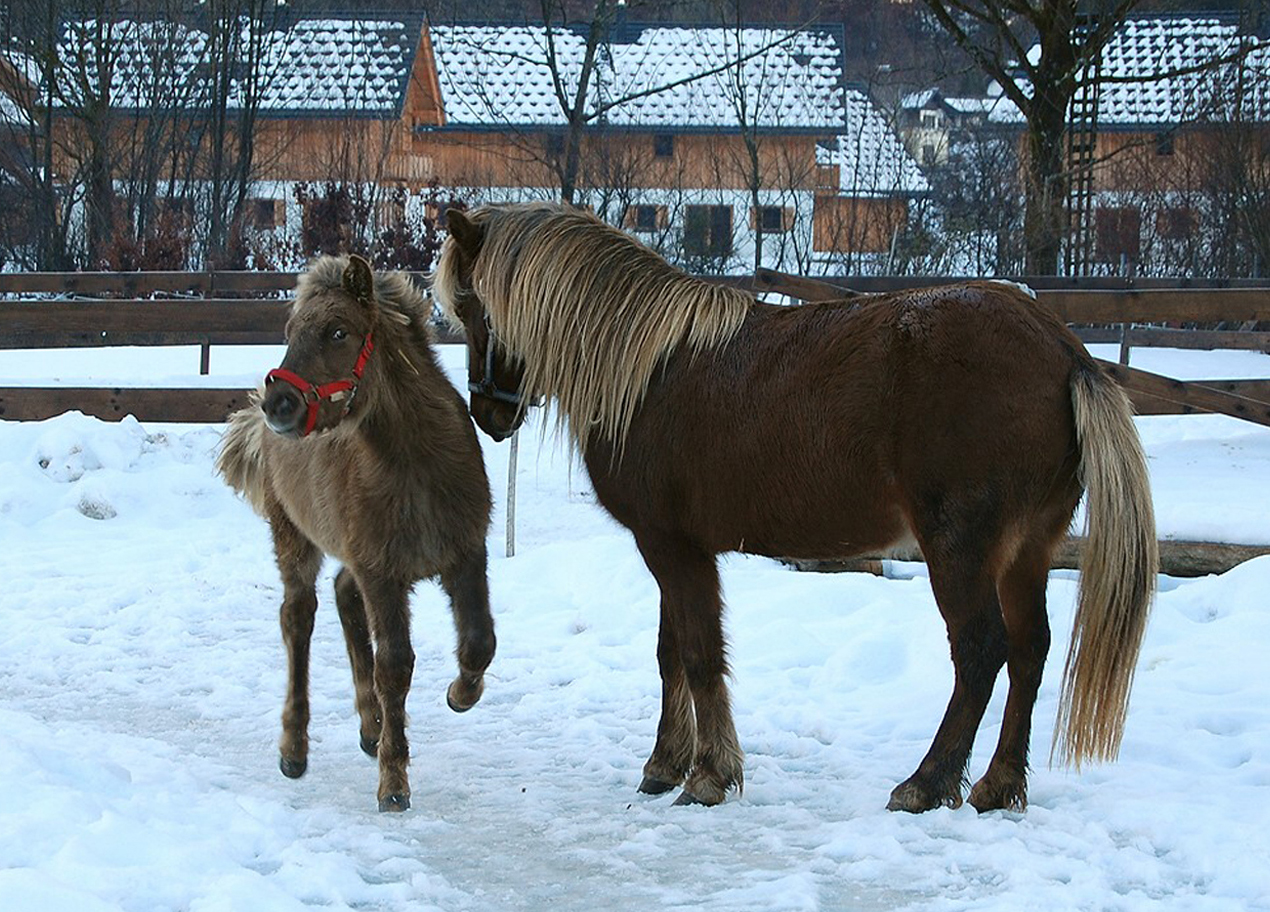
[262,382,305,438]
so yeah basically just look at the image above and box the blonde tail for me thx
[1054,364,1158,768]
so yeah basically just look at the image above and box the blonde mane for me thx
[437,202,752,455]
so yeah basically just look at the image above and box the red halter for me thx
[265,332,375,437]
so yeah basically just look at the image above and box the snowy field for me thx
[1,341,1269,912]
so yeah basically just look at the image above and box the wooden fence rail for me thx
[2,270,1269,424]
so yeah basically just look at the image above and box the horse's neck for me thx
[358,347,452,457]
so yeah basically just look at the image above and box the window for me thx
[1157,207,1197,241]
[1095,206,1141,263]
[627,204,664,232]
[653,133,675,158]
[922,143,937,165]
[246,198,282,230]
[755,205,787,234]
[544,132,564,158]
[1155,131,1175,156]
[920,110,941,130]
[683,204,732,258]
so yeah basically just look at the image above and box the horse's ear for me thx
[343,254,375,312]
[446,209,483,256]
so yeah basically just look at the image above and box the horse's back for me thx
[589,282,1086,562]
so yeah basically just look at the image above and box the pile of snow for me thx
[1,345,1268,911]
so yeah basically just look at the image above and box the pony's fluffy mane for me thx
[436,202,751,455]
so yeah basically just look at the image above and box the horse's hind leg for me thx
[889,543,1007,813]
[357,573,415,812]
[968,542,1053,812]
[335,568,381,758]
[439,546,496,713]
[637,536,740,806]
[268,505,322,780]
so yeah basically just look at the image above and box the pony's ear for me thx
[343,254,375,312]
[446,209,483,256]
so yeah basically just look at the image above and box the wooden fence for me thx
[1,269,1269,425]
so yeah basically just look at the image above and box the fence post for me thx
[505,430,519,558]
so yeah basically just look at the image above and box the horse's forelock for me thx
[471,203,751,456]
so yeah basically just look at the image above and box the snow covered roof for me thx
[989,14,1270,127]
[818,89,929,197]
[429,23,846,131]
[52,15,421,117]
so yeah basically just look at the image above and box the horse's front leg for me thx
[267,504,323,780]
[439,545,496,713]
[638,598,696,795]
[357,573,415,812]
[637,536,741,806]
[334,567,381,758]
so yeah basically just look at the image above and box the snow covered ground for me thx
[1,342,1269,912]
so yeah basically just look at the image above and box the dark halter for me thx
[265,331,376,438]
[468,321,531,407]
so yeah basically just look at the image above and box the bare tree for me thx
[915,0,1146,275]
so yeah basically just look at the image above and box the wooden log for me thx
[0,387,253,423]
[1096,361,1270,427]
[784,539,1270,579]
[751,268,1270,324]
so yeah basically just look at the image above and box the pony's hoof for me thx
[887,777,962,813]
[638,775,679,796]
[446,675,484,713]
[672,790,716,807]
[279,755,307,779]
[360,734,379,757]
[378,793,411,813]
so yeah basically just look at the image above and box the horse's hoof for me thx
[378,793,411,813]
[360,734,379,758]
[887,777,962,813]
[279,755,307,779]
[638,775,679,796]
[968,775,1027,814]
[446,676,484,713]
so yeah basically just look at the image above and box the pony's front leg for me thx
[358,574,415,812]
[267,505,323,780]
[439,546,496,713]
[637,537,742,806]
[334,567,381,758]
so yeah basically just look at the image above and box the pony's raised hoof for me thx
[887,776,963,813]
[279,755,307,779]
[446,675,484,713]
[359,733,379,758]
[638,775,679,796]
[378,793,411,813]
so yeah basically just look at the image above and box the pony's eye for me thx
[330,326,348,342]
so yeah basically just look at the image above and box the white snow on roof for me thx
[990,15,1269,126]
[430,24,846,130]
[53,17,417,115]
[817,89,929,197]
[254,19,414,113]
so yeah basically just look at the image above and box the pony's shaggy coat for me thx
[219,255,495,812]
[436,202,1158,812]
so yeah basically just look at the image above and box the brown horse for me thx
[217,254,495,812]
[433,202,1158,813]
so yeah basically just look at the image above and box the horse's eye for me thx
[330,326,348,342]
